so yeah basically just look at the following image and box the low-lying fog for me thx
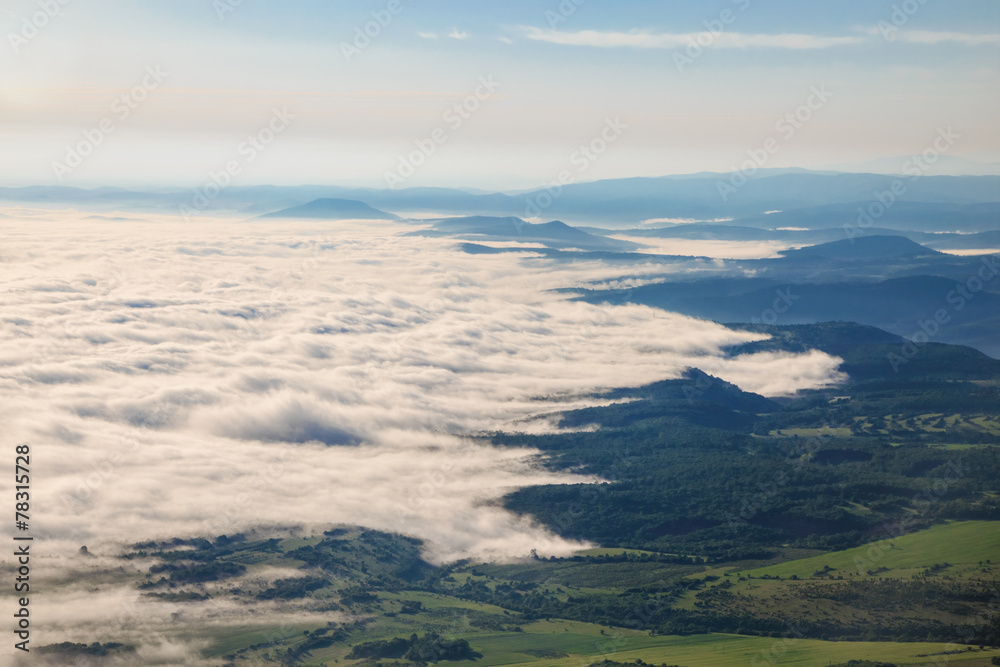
[0,210,845,564]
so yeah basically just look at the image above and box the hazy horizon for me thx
[2,0,998,190]
[5,158,1000,194]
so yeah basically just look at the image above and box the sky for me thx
[1,0,998,189]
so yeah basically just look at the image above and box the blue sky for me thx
[1,0,997,189]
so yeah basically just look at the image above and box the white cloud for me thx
[609,236,800,259]
[519,26,865,50]
[417,31,438,39]
[0,211,844,569]
[0,209,848,652]
[706,350,846,398]
[898,30,1000,46]
[13,563,353,666]
[448,27,469,40]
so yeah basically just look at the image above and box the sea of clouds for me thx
[0,210,846,567]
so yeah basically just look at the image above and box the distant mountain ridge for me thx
[587,223,1000,253]
[777,235,942,261]
[407,216,640,251]
[256,198,398,220]
[3,170,1000,226]
[728,201,1000,234]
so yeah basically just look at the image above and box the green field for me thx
[740,520,1000,579]
[20,520,1000,666]
[298,629,1000,667]
[153,522,1000,665]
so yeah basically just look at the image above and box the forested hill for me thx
[498,322,1000,558]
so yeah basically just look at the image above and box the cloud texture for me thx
[0,211,845,566]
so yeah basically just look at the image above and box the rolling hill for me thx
[408,216,640,251]
[256,198,399,220]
